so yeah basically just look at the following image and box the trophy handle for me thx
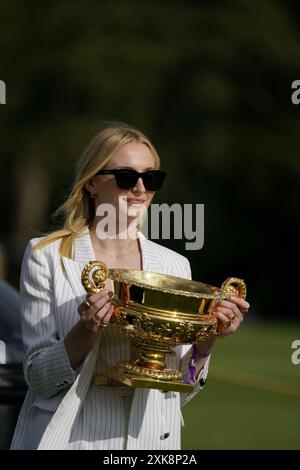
[81,260,111,295]
[221,277,247,300]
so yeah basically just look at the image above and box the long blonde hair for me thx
[34,122,161,258]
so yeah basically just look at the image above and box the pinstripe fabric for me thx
[10,230,210,450]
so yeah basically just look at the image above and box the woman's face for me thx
[88,141,156,224]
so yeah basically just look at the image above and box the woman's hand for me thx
[77,289,114,333]
[65,289,114,369]
[212,296,250,338]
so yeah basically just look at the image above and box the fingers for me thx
[212,307,235,323]
[213,312,239,337]
[88,289,111,305]
[90,301,114,333]
[93,300,113,325]
[216,301,243,322]
[77,289,114,332]
[212,296,248,338]
[99,303,115,326]
[214,296,249,316]
[78,289,109,314]
[84,291,112,315]
[229,296,250,312]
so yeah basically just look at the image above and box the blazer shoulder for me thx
[24,236,62,262]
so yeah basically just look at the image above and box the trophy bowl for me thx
[82,261,247,392]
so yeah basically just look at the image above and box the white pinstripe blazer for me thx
[10,230,210,450]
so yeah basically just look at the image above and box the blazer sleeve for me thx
[178,256,211,408]
[20,239,77,398]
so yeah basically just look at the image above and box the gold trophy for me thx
[82,261,247,392]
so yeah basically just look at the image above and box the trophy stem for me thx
[135,343,175,371]
[100,341,195,392]
[136,350,166,370]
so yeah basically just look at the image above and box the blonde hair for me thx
[34,121,161,258]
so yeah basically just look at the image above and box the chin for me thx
[127,206,144,218]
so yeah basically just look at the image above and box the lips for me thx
[127,199,146,205]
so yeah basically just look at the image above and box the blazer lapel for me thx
[61,229,95,302]
[61,257,87,301]
[138,232,165,273]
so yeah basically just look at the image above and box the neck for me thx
[89,219,140,257]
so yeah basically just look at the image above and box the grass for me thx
[182,320,300,449]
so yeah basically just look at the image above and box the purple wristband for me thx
[183,344,211,385]
[194,350,211,360]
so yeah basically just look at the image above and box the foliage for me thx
[0,0,299,316]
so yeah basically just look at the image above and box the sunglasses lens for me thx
[143,171,166,191]
[115,170,137,189]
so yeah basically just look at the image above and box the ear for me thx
[85,177,96,196]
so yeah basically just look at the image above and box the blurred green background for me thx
[182,321,300,449]
[0,0,299,449]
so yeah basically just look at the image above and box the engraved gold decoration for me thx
[81,261,247,392]
[81,261,108,294]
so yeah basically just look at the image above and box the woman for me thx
[11,122,249,450]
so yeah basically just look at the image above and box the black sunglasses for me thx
[96,168,167,191]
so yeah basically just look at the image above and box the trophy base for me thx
[102,363,195,393]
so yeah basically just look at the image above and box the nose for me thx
[132,177,146,192]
